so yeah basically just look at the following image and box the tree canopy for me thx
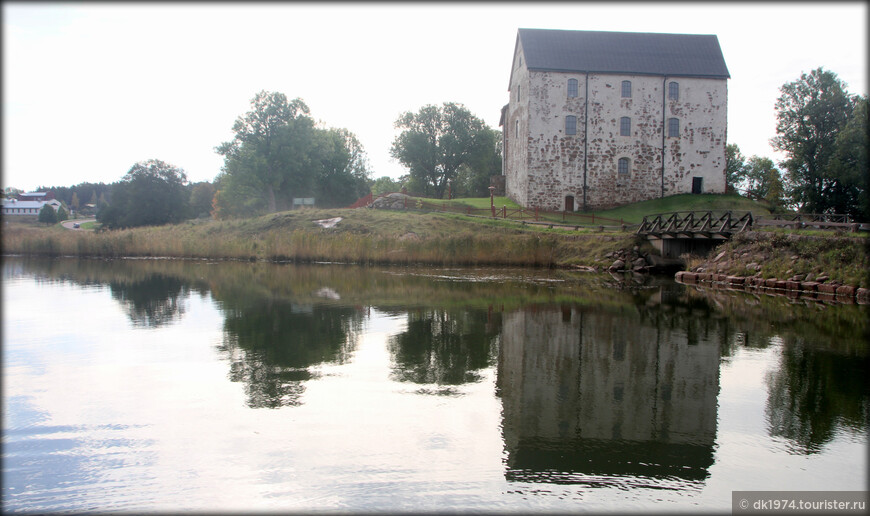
[771,67,862,216]
[98,159,189,228]
[37,203,57,224]
[213,91,370,218]
[390,102,501,199]
[725,143,746,194]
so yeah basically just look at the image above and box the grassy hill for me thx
[0,194,813,270]
[424,193,773,224]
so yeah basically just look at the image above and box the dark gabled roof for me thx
[516,28,730,80]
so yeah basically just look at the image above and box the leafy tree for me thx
[4,187,22,199]
[38,203,57,224]
[98,159,189,229]
[725,143,746,194]
[214,91,373,217]
[215,91,314,215]
[70,192,80,213]
[311,127,371,207]
[391,102,500,199]
[56,205,69,222]
[370,176,402,196]
[827,95,869,220]
[188,181,216,218]
[454,126,502,197]
[741,156,785,208]
[771,67,858,213]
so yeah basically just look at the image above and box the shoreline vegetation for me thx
[1,208,639,268]
[3,194,867,298]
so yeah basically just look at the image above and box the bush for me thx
[38,204,57,224]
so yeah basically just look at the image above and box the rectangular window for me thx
[567,79,578,98]
[668,81,679,101]
[668,118,680,137]
[515,119,519,138]
[619,117,631,136]
[621,80,631,98]
[618,158,630,177]
[565,115,577,135]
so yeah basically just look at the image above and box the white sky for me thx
[2,2,867,192]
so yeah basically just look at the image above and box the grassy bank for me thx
[5,194,864,283]
[685,229,869,288]
[1,208,639,268]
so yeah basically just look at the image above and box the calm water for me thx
[2,257,867,513]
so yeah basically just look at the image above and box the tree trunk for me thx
[267,185,277,213]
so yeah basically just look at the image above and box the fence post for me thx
[534,206,539,221]
[502,205,506,219]
[592,213,595,224]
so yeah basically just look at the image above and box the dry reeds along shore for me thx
[0,209,635,268]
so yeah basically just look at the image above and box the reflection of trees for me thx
[498,305,721,486]
[388,309,499,385]
[217,298,363,408]
[109,274,188,328]
[766,338,869,454]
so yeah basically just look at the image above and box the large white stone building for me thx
[501,29,730,211]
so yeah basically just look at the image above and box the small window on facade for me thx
[619,117,631,136]
[668,81,679,101]
[618,158,630,177]
[621,80,631,98]
[565,115,577,135]
[668,118,680,137]
[517,84,521,102]
[515,119,519,138]
[567,78,578,98]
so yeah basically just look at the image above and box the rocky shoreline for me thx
[675,270,870,304]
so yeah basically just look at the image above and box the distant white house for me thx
[1,198,62,217]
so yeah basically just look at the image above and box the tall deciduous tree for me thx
[214,91,371,217]
[188,181,216,218]
[391,102,499,198]
[771,67,858,213]
[725,143,746,194]
[741,156,785,208]
[98,159,189,228]
[827,95,869,220]
[216,91,313,214]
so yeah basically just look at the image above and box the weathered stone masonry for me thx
[502,29,730,212]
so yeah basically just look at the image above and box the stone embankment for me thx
[675,270,870,305]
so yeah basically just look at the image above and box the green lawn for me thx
[419,193,775,224]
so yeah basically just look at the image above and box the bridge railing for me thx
[637,211,753,236]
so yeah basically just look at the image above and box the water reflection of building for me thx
[498,305,720,484]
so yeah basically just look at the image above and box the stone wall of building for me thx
[504,45,531,207]
[504,67,727,211]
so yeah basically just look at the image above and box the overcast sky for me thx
[3,2,867,192]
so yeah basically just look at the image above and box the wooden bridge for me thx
[637,211,753,258]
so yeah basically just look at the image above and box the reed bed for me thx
[2,213,635,269]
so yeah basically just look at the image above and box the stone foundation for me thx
[675,271,869,304]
